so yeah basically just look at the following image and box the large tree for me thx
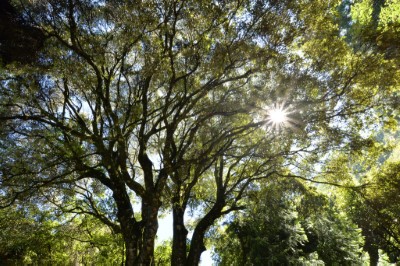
[0,0,397,265]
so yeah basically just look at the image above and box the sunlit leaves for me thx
[351,0,374,26]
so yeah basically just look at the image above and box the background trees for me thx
[212,177,365,265]
[0,201,123,265]
[346,158,400,264]
[0,0,399,265]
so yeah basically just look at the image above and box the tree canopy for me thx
[0,0,399,265]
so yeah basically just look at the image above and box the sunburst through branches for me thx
[265,103,291,131]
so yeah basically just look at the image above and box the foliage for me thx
[349,0,400,60]
[316,126,400,265]
[346,161,400,263]
[0,202,123,265]
[212,177,366,265]
[0,0,398,265]
[154,240,173,266]
[0,0,47,65]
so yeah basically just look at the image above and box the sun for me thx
[268,108,287,124]
[266,104,289,129]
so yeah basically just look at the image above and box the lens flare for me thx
[266,104,289,130]
[268,108,287,124]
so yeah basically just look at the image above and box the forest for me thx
[0,0,399,265]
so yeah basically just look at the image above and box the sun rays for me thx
[264,103,294,132]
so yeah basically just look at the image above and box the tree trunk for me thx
[124,235,138,266]
[171,204,188,266]
[364,234,379,266]
[136,142,163,265]
[368,246,379,266]
[186,227,206,266]
[112,185,141,266]
[186,203,224,266]
[112,184,161,266]
[138,195,161,266]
